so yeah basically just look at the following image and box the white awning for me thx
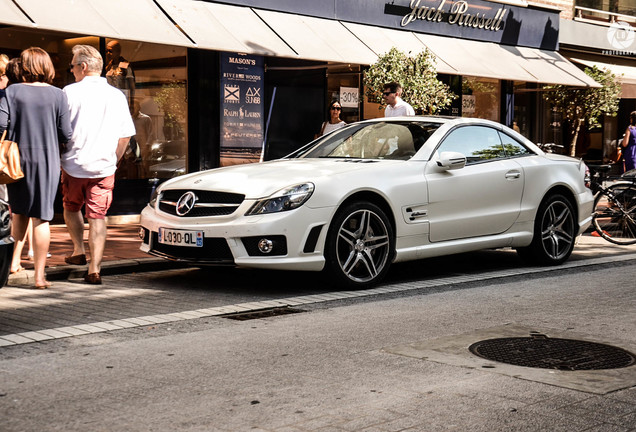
[570,58,636,98]
[341,22,455,74]
[156,0,296,57]
[342,22,597,86]
[0,0,34,27]
[503,46,601,87]
[416,34,538,82]
[14,0,194,46]
[253,10,378,64]
[570,58,636,85]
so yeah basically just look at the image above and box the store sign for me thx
[462,95,476,115]
[340,87,359,108]
[401,0,507,31]
[220,52,264,166]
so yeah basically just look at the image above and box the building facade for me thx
[0,0,622,216]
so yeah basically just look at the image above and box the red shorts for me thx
[61,171,115,219]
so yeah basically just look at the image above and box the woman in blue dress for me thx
[0,47,73,288]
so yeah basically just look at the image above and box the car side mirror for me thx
[435,151,466,171]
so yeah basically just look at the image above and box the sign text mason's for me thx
[401,0,507,31]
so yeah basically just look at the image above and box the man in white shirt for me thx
[61,44,136,284]
[383,82,415,117]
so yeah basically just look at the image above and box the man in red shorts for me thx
[61,44,136,284]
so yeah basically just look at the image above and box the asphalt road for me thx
[1,237,636,431]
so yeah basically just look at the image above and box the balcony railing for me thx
[574,5,636,27]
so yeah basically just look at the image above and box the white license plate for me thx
[158,228,203,247]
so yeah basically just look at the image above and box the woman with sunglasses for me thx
[317,100,346,137]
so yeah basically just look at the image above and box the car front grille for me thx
[150,232,234,264]
[159,189,245,217]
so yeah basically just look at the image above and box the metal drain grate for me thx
[469,334,636,371]
[222,307,306,321]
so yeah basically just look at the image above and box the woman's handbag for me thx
[0,130,24,184]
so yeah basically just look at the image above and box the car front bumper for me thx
[139,204,335,272]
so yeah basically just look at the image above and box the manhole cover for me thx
[469,334,636,371]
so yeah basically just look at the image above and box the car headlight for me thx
[246,183,314,215]
[149,189,160,208]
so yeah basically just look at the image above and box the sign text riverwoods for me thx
[401,0,507,31]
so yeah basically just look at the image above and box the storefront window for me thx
[107,39,187,180]
[513,81,532,139]
[0,31,187,181]
[462,77,500,122]
[327,64,361,124]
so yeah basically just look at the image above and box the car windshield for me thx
[289,121,442,160]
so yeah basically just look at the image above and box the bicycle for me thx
[587,164,636,245]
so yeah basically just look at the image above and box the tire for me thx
[0,242,13,288]
[517,194,576,265]
[323,201,394,288]
[592,183,636,245]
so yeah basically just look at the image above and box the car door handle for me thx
[505,170,521,179]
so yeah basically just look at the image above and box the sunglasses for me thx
[331,106,341,111]
[382,91,394,96]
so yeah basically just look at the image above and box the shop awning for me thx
[0,0,34,28]
[504,47,601,87]
[341,22,455,74]
[570,58,636,98]
[343,21,598,87]
[0,1,602,88]
[252,10,378,65]
[416,34,538,82]
[570,58,636,84]
[13,0,194,47]
[156,0,296,57]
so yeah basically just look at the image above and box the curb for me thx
[7,258,188,286]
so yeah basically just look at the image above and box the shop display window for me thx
[462,76,500,122]
[0,30,187,181]
[105,39,187,180]
[326,64,361,124]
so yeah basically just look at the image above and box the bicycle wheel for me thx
[592,182,636,245]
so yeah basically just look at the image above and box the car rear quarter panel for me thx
[514,155,593,233]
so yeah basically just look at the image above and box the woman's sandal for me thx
[10,266,25,274]
[34,280,52,290]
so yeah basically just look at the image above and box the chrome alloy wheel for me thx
[335,208,391,284]
[540,199,575,261]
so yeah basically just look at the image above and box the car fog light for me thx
[258,238,274,254]
[138,227,145,240]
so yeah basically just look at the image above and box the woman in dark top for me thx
[621,111,636,173]
[0,47,72,289]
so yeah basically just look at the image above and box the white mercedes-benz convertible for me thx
[139,116,594,288]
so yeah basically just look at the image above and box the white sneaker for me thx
[27,251,52,259]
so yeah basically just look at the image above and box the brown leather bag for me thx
[0,129,24,184]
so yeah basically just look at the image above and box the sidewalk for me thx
[7,221,632,287]
[7,222,184,286]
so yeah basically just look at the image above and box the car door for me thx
[425,125,525,243]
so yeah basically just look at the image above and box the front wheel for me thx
[517,194,576,265]
[592,183,636,245]
[324,201,394,288]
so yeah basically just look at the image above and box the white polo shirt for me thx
[384,97,415,117]
[62,76,136,178]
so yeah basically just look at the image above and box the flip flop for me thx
[10,266,25,274]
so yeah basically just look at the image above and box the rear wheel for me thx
[517,194,576,265]
[324,201,394,288]
[592,183,636,245]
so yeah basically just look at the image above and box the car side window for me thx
[437,126,505,165]
[498,131,533,157]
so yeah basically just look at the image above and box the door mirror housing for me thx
[435,151,466,171]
